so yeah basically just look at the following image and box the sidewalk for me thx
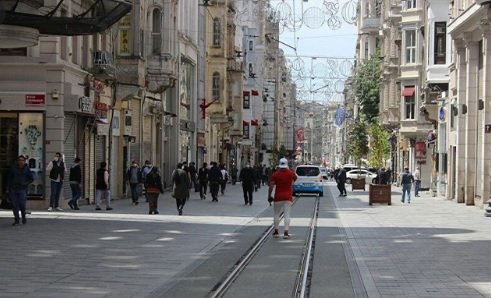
[0,184,272,298]
[328,182,491,298]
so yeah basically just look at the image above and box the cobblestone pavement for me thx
[0,183,272,298]
[2,181,491,298]
[329,182,491,298]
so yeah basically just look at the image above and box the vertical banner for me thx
[415,141,426,160]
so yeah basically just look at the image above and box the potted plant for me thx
[348,120,369,191]
[368,122,391,205]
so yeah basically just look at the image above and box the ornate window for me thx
[213,18,221,47]
[243,123,250,139]
[403,86,416,120]
[243,91,250,109]
[212,72,220,100]
[152,8,161,54]
[405,30,416,64]
[434,22,446,65]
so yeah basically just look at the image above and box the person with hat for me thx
[268,158,297,239]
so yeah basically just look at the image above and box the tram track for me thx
[209,196,320,298]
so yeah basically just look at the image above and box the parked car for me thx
[319,167,329,180]
[346,169,378,184]
[293,165,324,197]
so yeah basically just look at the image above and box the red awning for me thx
[243,91,250,96]
[402,86,415,97]
[251,90,259,96]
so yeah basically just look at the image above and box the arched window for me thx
[213,18,221,47]
[152,8,161,54]
[212,72,220,100]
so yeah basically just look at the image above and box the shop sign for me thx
[78,96,93,114]
[485,124,491,134]
[197,133,206,147]
[95,102,109,120]
[415,141,426,160]
[25,94,45,106]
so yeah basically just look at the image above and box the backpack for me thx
[145,169,158,187]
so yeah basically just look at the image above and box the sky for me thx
[273,0,358,102]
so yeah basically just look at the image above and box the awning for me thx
[0,0,132,36]
[243,120,249,125]
[402,86,415,97]
[243,91,250,96]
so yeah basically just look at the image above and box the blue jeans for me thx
[69,183,82,207]
[10,189,27,221]
[402,183,412,203]
[130,183,139,203]
[415,180,421,196]
[50,181,63,208]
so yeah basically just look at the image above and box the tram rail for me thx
[209,196,320,298]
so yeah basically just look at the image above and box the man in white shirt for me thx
[414,167,421,197]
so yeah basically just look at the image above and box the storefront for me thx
[0,111,45,208]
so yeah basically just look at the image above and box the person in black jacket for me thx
[336,167,347,197]
[95,161,112,211]
[239,164,256,205]
[208,162,222,202]
[46,152,65,211]
[68,157,82,210]
[8,155,33,225]
[198,162,209,199]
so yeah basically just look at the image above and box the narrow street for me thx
[2,182,491,297]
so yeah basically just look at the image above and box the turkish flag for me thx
[251,90,259,96]
[251,119,259,126]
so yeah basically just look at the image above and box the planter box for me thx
[369,184,391,205]
[351,178,366,191]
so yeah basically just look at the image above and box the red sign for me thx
[25,94,45,106]
[95,102,108,119]
[415,141,427,160]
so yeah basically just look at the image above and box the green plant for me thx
[348,120,369,167]
[352,51,382,123]
[368,123,390,169]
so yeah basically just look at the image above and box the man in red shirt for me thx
[268,158,297,239]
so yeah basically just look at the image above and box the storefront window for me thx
[0,112,44,208]
[19,113,44,197]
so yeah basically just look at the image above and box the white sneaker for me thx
[55,207,63,211]
[47,207,53,211]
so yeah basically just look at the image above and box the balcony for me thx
[227,59,243,73]
[90,51,115,80]
[360,16,380,33]
[147,53,177,92]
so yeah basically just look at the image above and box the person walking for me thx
[336,167,347,197]
[230,165,238,185]
[95,161,112,211]
[172,163,189,215]
[400,167,415,204]
[8,155,33,225]
[414,167,421,197]
[141,160,153,202]
[68,157,82,210]
[208,162,221,202]
[239,164,256,205]
[268,158,297,239]
[219,164,229,195]
[189,162,198,192]
[144,167,164,214]
[126,160,142,205]
[198,162,209,199]
[46,152,65,211]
